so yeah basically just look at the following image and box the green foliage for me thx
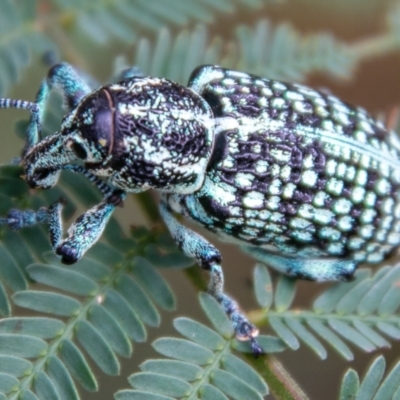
[115,293,281,400]
[1,1,400,399]
[51,0,263,44]
[2,1,400,96]
[339,356,400,400]
[253,264,400,361]
[0,161,192,399]
[127,21,354,85]
[0,0,55,97]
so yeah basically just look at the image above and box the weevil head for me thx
[59,76,215,194]
[23,136,64,189]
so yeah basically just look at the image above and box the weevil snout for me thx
[25,169,59,189]
[23,145,61,189]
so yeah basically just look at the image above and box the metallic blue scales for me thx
[1,63,400,355]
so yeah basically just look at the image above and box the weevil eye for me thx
[34,170,49,180]
[71,142,87,159]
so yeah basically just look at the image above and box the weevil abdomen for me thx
[169,66,400,266]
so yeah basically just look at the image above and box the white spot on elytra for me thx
[235,173,254,189]
[243,191,264,209]
[301,170,317,187]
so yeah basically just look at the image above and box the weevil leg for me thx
[56,191,126,264]
[0,200,65,250]
[61,165,125,205]
[25,62,92,150]
[242,246,356,281]
[0,164,124,263]
[0,63,92,155]
[159,201,262,355]
[1,193,124,264]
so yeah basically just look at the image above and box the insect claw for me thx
[250,338,264,358]
[107,190,125,207]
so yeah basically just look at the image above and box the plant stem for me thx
[246,355,310,400]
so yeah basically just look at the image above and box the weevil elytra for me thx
[1,63,400,354]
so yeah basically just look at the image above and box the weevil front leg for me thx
[159,201,262,355]
[56,191,126,264]
[0,200,64,245]
[1,191,124,264]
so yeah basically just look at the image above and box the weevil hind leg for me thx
[242,246,356,282]
[160,200,263,355]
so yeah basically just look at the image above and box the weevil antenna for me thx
[0,98,42,143]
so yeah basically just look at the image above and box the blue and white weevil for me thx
[1,63,400,355]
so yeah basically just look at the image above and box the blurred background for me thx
[2,0,400,398]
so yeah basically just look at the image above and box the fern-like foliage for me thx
[0,158,198,399]
[252,264,400,361]
[127,22,354,85]
[339,355,400,400]
[0,0,55,96]
[115,293,284,400]
[0,244,173,399]
[3,1,400,98]
[50,0,263,44]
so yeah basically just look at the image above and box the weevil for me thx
[1,63,400,354]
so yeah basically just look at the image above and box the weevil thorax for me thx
[60,76,215,194]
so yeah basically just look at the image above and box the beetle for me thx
[1,63,400,355]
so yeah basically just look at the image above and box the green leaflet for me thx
[59,339,97,392]
[47,357,80,400]
[0,317,64,339]
[88,304,133,358]
[140,360,203,382]
[52,0,262,44]
[0,0,54,96]
[253,263,273,310]
[116,293,272,400]
[174,318,225,351]
[0,162,182,399]
[339,356,400,400]
[255,264,400,360]
[76,320,120,376]
[0,356,32,377]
